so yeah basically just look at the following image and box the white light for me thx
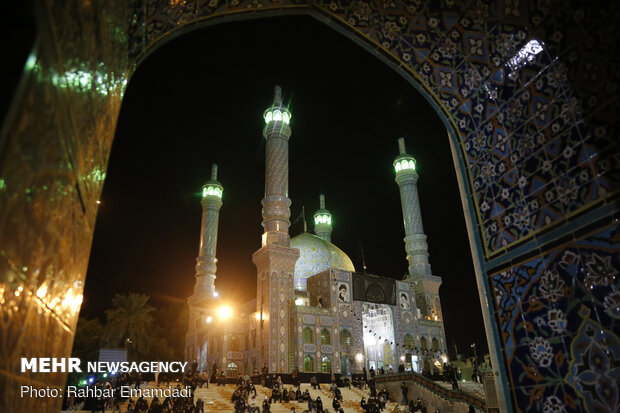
[355,353,364,362]
[295,298,304,305]
[206,316,212,323]
[213,291,219,297]
[218,306,232,319]
[507,39,544,72]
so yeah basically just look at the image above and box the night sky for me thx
[81,16,488,358]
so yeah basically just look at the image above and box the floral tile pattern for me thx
[491,223,620,412]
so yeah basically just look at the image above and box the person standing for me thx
[400,382,409,405]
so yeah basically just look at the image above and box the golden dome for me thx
[290,232,355,291]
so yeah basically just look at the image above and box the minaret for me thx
[194,164,223,299]
[261,85,293,247]
[186,164,223,362]
[394,138,432,315]
[313,194,333,242]
[252,86,300,373]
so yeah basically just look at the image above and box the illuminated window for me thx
[273,110,282,121]
[283,112,290,124]
[320,328,331,345]
[229,335,239,352]
[340,329,353,354]
[227,362,239,378]
[395,162,402,172]
[303,327,314,344]
[409,160,415,170]
[265,111,273,123]
[404,334,415,350]
[321,356,332,373]
[202,185,222,199]
[304,355,314,372]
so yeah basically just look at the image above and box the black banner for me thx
[352,273,396,305]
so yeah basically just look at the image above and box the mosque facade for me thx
[185,87,447,377]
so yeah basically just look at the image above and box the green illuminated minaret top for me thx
[202,164,223,200]
[263,86,292,127]
[393,138,417,176]
[313,194,333,242]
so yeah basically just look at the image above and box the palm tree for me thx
[104,293,155,357]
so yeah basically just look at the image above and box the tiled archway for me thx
[1,1,617,412]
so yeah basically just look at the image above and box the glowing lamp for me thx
[263,107,292,125]
[206,316,212,323]
[218,305,232,320]
[295,298,304,306]
[202,185,223,199]
[394,158,416,173]
[355,353,364,362]
[314,214,332,225]
[88,377,94,383]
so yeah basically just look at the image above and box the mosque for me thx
[185,86,447,378]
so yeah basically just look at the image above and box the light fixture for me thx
[206,316,212,323]
[218,305,232,320]
[355,353,364,362]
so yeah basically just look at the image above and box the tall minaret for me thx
[194,164,223,299]
[260,85,293,247]
[313,194,333,242]
[252,86,300,373]
[186,164,223,362]
[394,138,434,316]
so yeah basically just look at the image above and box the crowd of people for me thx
[64,360,479,413]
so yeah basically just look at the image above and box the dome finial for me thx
[274,85,283,106]
[398,137,406,155]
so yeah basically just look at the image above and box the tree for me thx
[72,317,104,362]
[103,293,155,357]
[151,302,188,359]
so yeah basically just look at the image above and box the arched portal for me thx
[340,329,354,376]
[2,3,617,413]
[303,355,314,373]
[227,362,239,378]
[362,303,395,371]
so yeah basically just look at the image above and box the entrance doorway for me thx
[362,303,395,371]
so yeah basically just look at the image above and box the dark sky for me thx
[80,15,488,358]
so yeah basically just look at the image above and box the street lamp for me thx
[218,305,232,320]
[471,343,477,367]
